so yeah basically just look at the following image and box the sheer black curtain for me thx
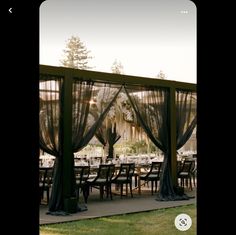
[72,81,122,152]
[95,120,121,158]
[71,80,94,151]
[176,90,197,150]
[71,81,122,199]
[40,78,122,212]
[39,76,64,211]
[95,123,107,146]
[107,122,121,157]
[125,85,183,200]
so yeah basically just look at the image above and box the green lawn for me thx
[40,204,196,235]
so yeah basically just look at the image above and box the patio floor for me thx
[40,187,196,225]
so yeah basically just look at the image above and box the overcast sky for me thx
[40,0,196,84]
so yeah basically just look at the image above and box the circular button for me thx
[174,213,192,231]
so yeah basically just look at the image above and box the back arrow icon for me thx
[9,8,12,13]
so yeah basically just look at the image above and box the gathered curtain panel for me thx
[106,122,121,157]
[124,85,179,200]
[39,77,63,156]
[39,76,64,211]
[39,77,122,212]
[176,90,197,150]
[69,81,122,209]
[125,86,197,200]
[95,123,107,146]
[71,80,94,151]
[72,81,122,153]
[95,120,121,158]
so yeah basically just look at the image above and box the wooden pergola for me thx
[40,64,196,211]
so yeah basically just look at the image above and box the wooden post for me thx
[62,71,74,208]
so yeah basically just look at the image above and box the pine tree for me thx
[157,70,167,79]
[60,36,92,70]
[111,59,124,74]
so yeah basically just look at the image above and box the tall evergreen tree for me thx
[60,36,92,69]
[111,59,124,74]
[157,70,167,79]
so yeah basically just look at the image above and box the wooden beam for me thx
[40,65,196,91]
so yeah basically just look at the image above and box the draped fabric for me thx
[39,76,64,211]
[94,89,133,157]
[95,121,121,158]
[72,81,122,153]
[39,78,122,212]
[95,120,121,158]
[71,81,122,195]
[95,123,107,146]
[124,85,184,200]
[124,86,169,151]
[71,80,94,151]
[107,122,121,157]
[176,90,197,150]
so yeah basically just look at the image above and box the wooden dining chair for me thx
[74,165,90,203]
[177,159,194,190]
[84,164,115,203]
[39,167,53,204]
[112,163,135,198]
[140,161,162,195]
